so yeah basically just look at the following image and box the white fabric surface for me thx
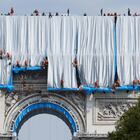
[60,17,77,88]
[117,16,136,85]
[135,17,140,81]
[47,17,77,88]
[0,17,5,84]
[47,17,63,88]
[77,16,115,87]
[12,16,28,66]
[0,16,50,85]
[0,17,12,85]
[0,16,115,88]
[28,16,49,66]
[6,16,49,67]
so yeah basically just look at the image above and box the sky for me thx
[18,114,72,140]
[0,0,140,16]
[2,0,140,140]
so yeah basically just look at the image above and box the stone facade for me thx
[0,71,139,139]
[86,92,139,135]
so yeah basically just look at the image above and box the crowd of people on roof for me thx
[2,7,140,17]
[1,7,70,16]
[101,8,140,16]
[1,7,15,16]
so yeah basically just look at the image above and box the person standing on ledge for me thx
[128,8,131,16]
[67,9,70,16]
[100,8,103,16]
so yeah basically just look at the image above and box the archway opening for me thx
[18,114,72,140]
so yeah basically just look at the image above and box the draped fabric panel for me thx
[117,17,136,85]
[117,16,140,85]
[28,17,49,66]
[77,16,115,87]
[47,17,77,88]
[61,17,77,88]
[0,16,115,88]
[135,17,140,81]
[47,17,63,88]
[0,16,49,85]
[4,16,50,67]
[0,17,12,85]
[12,16,28,66]
[0,17,5,84]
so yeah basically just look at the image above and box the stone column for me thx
[0,91,12,140]
[0,91,6,133]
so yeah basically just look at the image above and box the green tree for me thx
[108,98,140,140]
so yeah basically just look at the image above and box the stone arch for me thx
[4,92,85,137]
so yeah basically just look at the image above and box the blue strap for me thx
[12,66,42,73]
[48,87,79,91]
[0,85,14,91]
[13,102,77,134]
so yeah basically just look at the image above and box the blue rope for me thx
[48,87,79,91]
[12,66,42,73]
[48,85,140,94]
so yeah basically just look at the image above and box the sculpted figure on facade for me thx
[97,100,136,122]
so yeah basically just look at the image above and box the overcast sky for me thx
[18,114,72,140]
[0,0,140,15]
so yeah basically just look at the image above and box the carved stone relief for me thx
[62,92,85,115]
[93,98,137,124]
[5,91,29,114]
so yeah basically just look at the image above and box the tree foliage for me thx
[108,98,140,140]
